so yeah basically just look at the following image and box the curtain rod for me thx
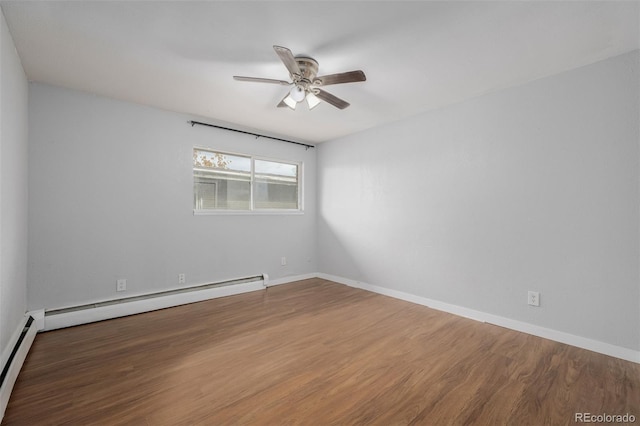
[189,120,315,149]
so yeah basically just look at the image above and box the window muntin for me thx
[193,148,301,212]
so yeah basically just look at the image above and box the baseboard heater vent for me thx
[0,317,33,387]
[1,315,38,421]
[46,275,264,317]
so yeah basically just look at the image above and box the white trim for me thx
[317,273,640,364]
[43,281,265,331]
[0,318,26,371]
[28,309,45,332]
[266,273,318,287]
[0,314,39,421]
[192,146,304,214]
[194,209,304,216]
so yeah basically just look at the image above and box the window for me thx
[193,148,301,213]
[254,159,299,209]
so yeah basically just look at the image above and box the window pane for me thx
[193,149,250,173]
[254,159,299,210]
[193,150,251,210]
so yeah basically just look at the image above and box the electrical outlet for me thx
[116,279,127,292]
[281,257,287,266]
[178,273,185,284]
[528,291,540,307]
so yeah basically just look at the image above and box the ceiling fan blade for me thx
[315,70,366,86]
[315,89,350,110]
[234,76,291,85]
[273,45,301,77]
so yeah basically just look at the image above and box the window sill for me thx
[194,209,304,216]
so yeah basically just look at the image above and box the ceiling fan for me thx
[233,45,366,110]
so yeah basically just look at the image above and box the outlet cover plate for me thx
[116,279,127,292]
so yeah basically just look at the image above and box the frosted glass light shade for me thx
[306,93,321,109]
[289,85,305,102]
[283,95,297,109]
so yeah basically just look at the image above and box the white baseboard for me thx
[29,309,45,333]
[317,273,640,364]
[266,273,319,287]
[0,313,40,420]
[44,281,265,331]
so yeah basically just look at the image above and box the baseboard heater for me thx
[0,316,38,420]
[43,274,265,331]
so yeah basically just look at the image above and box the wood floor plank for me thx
[3,279,639,425]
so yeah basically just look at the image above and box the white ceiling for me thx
[2,1,638,144]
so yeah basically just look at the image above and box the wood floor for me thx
[3,279,639,425]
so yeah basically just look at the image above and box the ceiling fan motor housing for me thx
[293,56,319,87]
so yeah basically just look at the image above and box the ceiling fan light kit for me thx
[234,45,366,111]
[289,85,306,102]
[306,92,322,110]
[283,95,297,110]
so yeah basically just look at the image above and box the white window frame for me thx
[193,147,304,215]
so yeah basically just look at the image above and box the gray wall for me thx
[0,9,28,357]
[27,84,317,310]
[317,51,640,351]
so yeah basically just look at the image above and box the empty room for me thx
[0,1,639,424]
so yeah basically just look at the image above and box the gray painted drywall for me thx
[317,50,640,351]
[0,9,28,357]
[27,84,317,310]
